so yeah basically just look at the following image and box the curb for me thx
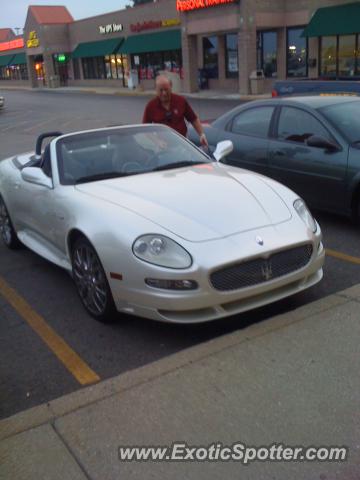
[2,283,360,441]
[0,86,270,101]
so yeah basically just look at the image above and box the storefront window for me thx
[320,36,337,78]
[73,59,80,79]
[225,34,238,78]
[257,31,277,78]
[116,54,127,85]
[0,64,28,81]
[131,50,182,80]
[287,27,307,77]
[103,54,127,85]
[82,57,106,79]
[320,35,360,78]
[163,51,181,74]
[104,55,112,79]
[338,35,356,77]
[110,55,118,79]
[20,64,28,80]
[203,36,218,79]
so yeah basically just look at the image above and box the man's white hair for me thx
[155,74,172,87]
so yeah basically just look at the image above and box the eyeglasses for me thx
[164,111,172,122]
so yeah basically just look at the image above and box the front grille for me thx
[210,244,313,292]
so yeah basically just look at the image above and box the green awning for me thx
[8,53,27,65]
[0,54,15,67]
[72,38,124,58]
[119,29,181,54]
[303,2,360,37]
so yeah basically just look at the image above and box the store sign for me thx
[177,0,236,11]
[27,31,39,48]
[0,38,24,52]
[54,53,67,62]
[99,23,123,34]
[130,18,180,33]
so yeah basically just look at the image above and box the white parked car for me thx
[0,125,324,323]
[0,94,4,109]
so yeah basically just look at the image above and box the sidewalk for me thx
[0,84,271,101]
[1,284,360,479]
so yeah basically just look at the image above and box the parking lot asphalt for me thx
[0,88,360,437]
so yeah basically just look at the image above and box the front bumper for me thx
[108,224,325,324]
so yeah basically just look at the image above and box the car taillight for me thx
[272,89,278,97]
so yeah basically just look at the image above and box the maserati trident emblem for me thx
[255,235,264,246]
[261,260,273,281]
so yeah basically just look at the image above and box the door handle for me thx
[273,150,285,156]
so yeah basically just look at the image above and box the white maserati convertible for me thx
[0,125,324,323]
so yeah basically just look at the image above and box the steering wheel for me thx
[144,152,160,170]
[121,161,144,174]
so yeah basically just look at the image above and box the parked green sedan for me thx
[189,96,360,221]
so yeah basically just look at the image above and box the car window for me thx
[277,107,331,143]
[230,107,274,138]
[319,101,360,143]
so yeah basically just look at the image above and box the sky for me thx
[0,0,131,31]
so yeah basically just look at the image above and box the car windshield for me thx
[319,101,360,144]
[56,125,210,185]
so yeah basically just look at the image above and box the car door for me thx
[15,149,66,253]
[268,105,348,211]
[220,105,275,175]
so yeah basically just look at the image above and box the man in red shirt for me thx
[143,75,208,148]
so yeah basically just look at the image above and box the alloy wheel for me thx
[72,242,109,316]
[0,197,20,249]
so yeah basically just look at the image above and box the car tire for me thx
[0,196,21,249]
[71,236,117,323]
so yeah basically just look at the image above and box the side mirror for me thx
[21,167,53,189]
[213,140,233,162]
[306,135,340,152]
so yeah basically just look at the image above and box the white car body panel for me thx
[75,168,292,242]
[0,125,325,323]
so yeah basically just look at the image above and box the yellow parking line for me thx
[326,248,360,265]
[0,275,100,385]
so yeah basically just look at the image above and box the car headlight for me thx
[133,234,192,269]
[294,199,317,233]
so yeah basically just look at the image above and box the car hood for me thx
[75,164,292,242]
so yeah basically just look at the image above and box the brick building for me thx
[0,1,359,93]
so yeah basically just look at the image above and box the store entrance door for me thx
[53,54,69,86]
[57,63,68,86]
[33,55,45,87]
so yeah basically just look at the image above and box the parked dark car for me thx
[189,96,360,221]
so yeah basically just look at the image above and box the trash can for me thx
[127,69,139,89]
[48,75,60,88]
[249,70,265,95]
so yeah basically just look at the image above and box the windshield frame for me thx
[55,125,211,186]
